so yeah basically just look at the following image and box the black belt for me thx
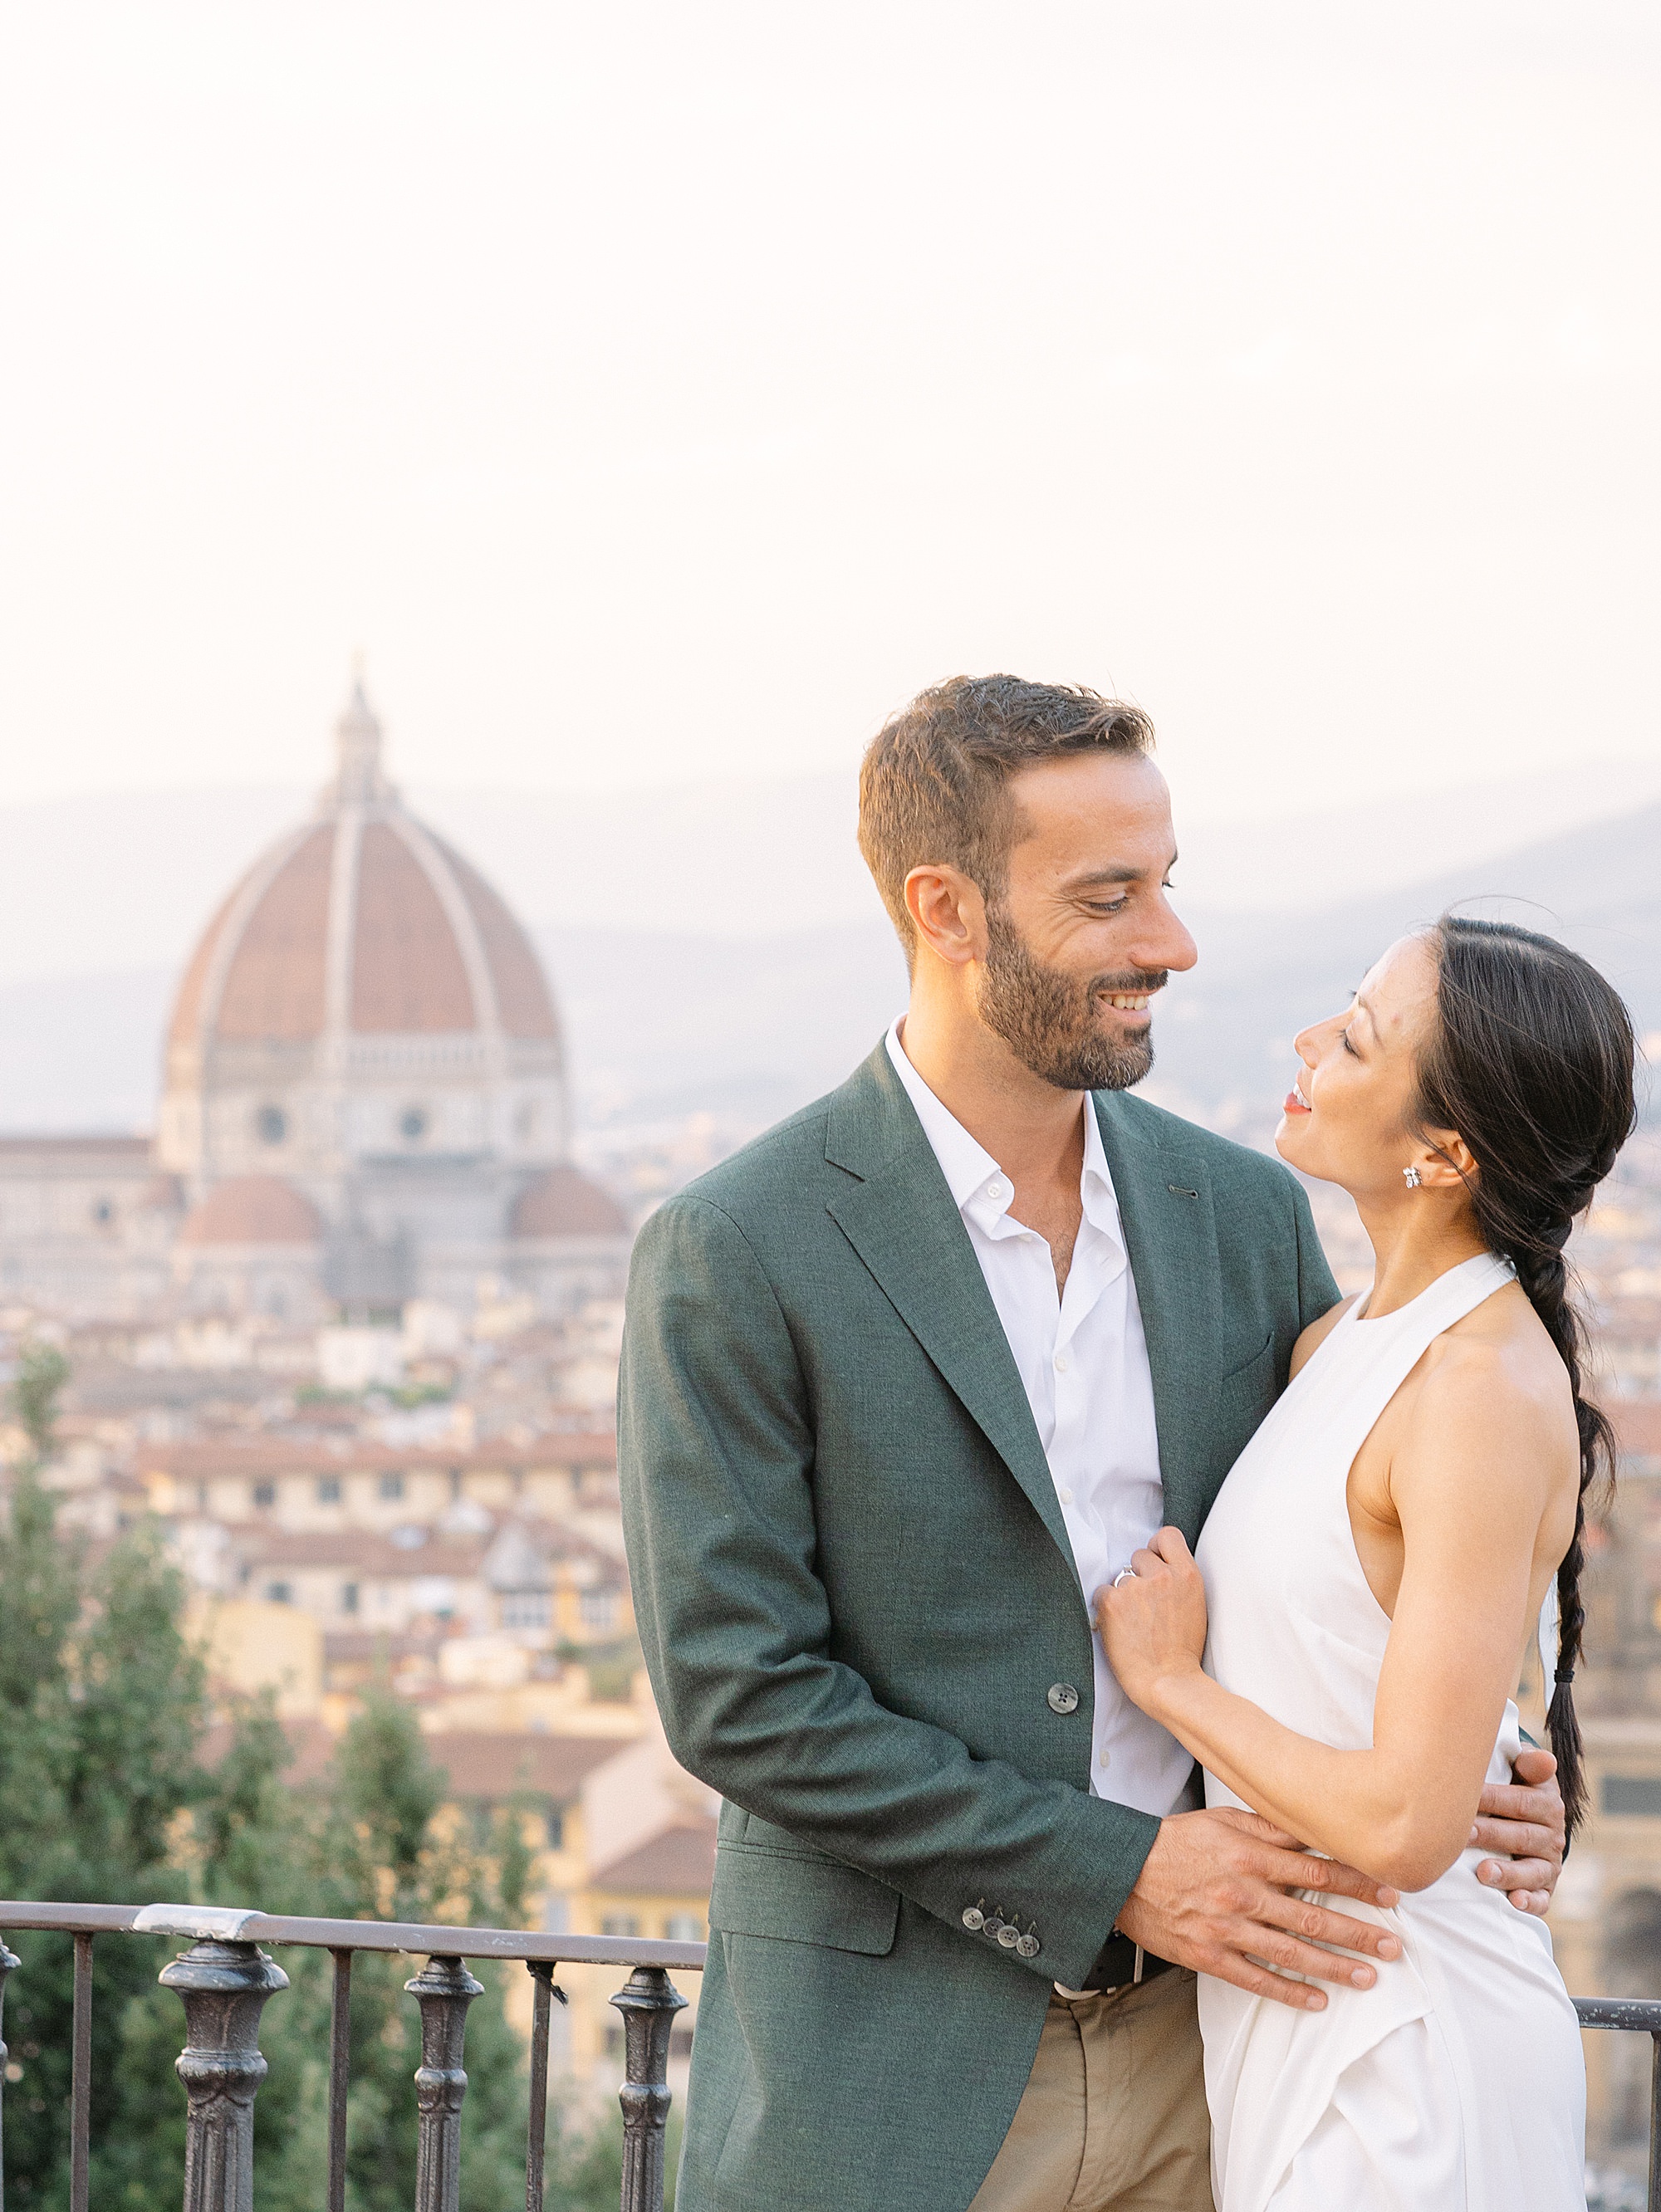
[1075,1931,1176,1994]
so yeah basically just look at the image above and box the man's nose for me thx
[1139,897,1198,976]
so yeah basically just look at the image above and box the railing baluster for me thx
[327,1949,353,2212]
[159,1938,289,2212]
[0,1935,19,2212]
[70,1932,92,2212]
[610,1966,687,2212]
[406,1954,483,2212]
[524,1961,566,2212]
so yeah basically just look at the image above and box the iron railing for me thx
[1577,1998,1661,2210]
[0,1900,706,2212]
[2,1911,1658,2212]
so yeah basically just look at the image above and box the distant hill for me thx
[3,755,1659,985]
[1155,800,1661,1133]
[0,780,1654,1138]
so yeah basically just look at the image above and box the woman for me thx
[1098,914,1635,2211]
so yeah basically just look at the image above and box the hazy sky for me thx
[2,2,1656,822]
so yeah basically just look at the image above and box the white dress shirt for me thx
[886,1020,1194,1818]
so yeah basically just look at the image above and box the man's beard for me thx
[979,905,1165,1093]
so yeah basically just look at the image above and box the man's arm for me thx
[618,1191,1149,1989]
[619,1191,1401,2003]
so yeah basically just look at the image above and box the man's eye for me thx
[1341,1028,1360,1058]
[1087,896,1130,916]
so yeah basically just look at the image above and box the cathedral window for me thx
[256,1104,288,1145]
[399,1105,429,1142]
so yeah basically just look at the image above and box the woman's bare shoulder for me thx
[1289,1294,1360,1380]
[1402,1291,1579,1497]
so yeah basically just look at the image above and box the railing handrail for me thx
[0,1900,702,2212]
[0,1898,708,1970]
[8,1906,1658,2212]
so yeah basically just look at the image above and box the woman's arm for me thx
[1098,1340,1566,1893]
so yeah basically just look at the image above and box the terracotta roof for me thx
[235,1528,488,1576]
[215,825,335,1041]
[424,1730,631,1803]
[198,1717,337,1788]
[165,693,562,1052]
[351,820,475,1032]
[177,1176,322,1248]
[590,1820,718,1896]
[323,1627,444,1663]
[0,1136,153,1162]
[439,839,560,1041]
[511,1166,630,1240]
[143,1434,616,1477]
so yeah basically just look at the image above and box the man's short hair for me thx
[857,675,1155,961]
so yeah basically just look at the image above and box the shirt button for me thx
[1058,1487,1073,1505]
[1098,1747,1112,1770]
[986,1178,1007,1201]
[1054,1351,1071,1373]
[1047,1683,1080,1715]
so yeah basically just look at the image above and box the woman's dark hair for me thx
[1413,915,1637,1839]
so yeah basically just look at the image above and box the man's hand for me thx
[1117,1806,1403,2011]
[1471,1747,1565,1918]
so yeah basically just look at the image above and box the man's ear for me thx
[904,864,987,969]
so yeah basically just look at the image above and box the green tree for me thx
[10,1341,71,1466]
[1,1343,640,2212]
[0,1351,206,2210]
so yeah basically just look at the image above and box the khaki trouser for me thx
[968,1969,1214,2212]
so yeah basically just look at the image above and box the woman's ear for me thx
[1417,1127,1479,1193]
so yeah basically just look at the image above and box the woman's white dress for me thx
[1193,1251,1585,2210]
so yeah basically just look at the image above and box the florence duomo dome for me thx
[0,681,630,1322]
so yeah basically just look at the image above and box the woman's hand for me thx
[1095,1527,1209,1718]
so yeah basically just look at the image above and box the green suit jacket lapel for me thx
[823,1048,1077,1567]
[1091,1091,1224,1544]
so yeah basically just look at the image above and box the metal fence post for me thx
[159,1938,289,2212]
[406,1954,483,2212]
[0,1936,19,2212]
[610,1966,687,2212]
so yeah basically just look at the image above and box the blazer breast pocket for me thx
[708,1841,902,1957]
[1218,1329,1276,1393]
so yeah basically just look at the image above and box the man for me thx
[619,678,1564,2212]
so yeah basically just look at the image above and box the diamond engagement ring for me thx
[1111,1567,1137,1588]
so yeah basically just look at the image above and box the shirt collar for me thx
[884,1018,1127,1246]
[885,1020,1001,1210]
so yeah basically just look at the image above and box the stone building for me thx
[0,683,629,1320]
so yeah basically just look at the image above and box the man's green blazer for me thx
[618,1043,1340,2212]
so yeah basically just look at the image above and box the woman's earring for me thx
[1403,1165,1423,1188]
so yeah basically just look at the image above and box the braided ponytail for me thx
[1413,916,1636,1841]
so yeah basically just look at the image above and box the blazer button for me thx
[962,1906,985,1931]
[1047,1682,1080,1715]
[1016,1933,1041,1959]
[997,1925,1020,1948]
[982,1916,1005,1940]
